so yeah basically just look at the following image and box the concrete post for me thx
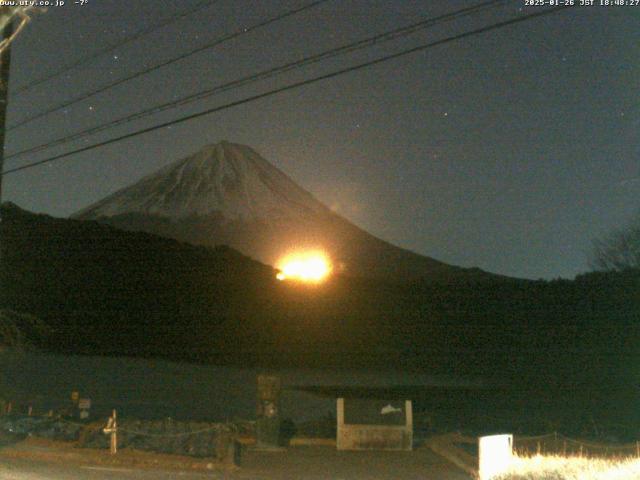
[256,375,281,449]
[478,434,513,480]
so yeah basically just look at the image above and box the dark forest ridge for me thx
[1,202,639,437]
[2,202,637,372]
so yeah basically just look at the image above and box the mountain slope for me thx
[73,141,489,281]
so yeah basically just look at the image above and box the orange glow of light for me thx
[276,251,332,283]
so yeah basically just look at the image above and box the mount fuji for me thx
[73,141,487,280]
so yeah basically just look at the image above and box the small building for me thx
[337,395,412,451]
[292,384,415,450]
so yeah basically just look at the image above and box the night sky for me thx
[2,0,638,280]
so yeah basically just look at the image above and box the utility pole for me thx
[0,17,11,410]
[0,18,13,213]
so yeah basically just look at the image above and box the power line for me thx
[6,0,506,161]
[8,0,331,131]
[11,0,220,96]
[1,6,571,178]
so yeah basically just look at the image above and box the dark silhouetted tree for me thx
[0,309,50,351]
[591,212,640,271]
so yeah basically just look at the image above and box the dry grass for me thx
[496,454,640,480]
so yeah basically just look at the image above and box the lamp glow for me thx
[276,251,331,283]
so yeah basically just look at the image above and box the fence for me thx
[0,412,243,464]
[514,432,640,458]
[426,431,640,478]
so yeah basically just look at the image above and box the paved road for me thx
[0,446,472,479]
[0,457,224,479]
[233,446,472,480]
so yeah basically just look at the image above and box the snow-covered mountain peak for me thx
[74,142,330,221]
[71,141,483,280]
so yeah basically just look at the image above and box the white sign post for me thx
[479,434,513,480]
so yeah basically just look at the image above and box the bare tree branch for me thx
[591,212,640,272]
